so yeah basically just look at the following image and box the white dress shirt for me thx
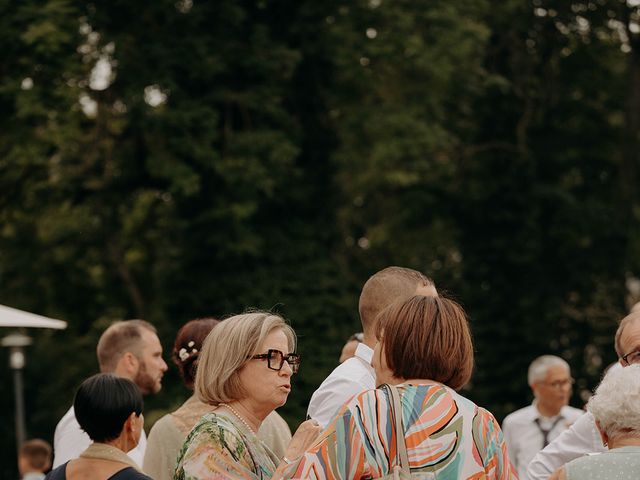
[524,411,606,480]
[53,405,147,468]
[307,343,375,428]
[502,403,584,479]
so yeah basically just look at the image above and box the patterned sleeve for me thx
[174,418,263,480]
[472,407,519,480]
[283,389,395,479]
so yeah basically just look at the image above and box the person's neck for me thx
[223,400,265,433]
[608,436,640,449]
[536,402,561,418]
[102,435,131,454]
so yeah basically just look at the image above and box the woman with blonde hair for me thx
[174,312,320,479]
[279,295,516,479]
[143,318,292,480]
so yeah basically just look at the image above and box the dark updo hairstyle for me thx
[172,317,220,389]
[74,373,143,442]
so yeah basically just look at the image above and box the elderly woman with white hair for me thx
[174,312,320,480]
[549,365,640,480]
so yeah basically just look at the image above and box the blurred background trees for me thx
[1,0,639,476]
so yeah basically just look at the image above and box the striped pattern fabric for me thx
[284,382,517,479]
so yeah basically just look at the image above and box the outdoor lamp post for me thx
[1,332,32,455]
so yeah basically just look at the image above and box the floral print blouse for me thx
[174,412,280,480]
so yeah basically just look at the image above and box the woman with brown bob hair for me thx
[278,295,517,479]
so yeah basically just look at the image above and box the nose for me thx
[279,360,293,377]
[161,358,168,372]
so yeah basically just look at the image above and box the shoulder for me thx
[184,413,247,450]
[109,467,153,480]
[148,413,178,438]
[44,462,68,480]
[318,357,375,389]
[561,406,586,421]
[54,406,79,434]
[502,405,535,427]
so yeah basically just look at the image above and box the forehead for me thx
[544,364,570,380]
[258,328,290,352]
[140,328,162,352]
[621,319,640,353]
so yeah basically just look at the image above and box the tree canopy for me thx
[1,0,639,476]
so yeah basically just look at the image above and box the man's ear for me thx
[114,351,139,378]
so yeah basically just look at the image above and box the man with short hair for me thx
[525,310,640,480]
[502,355,584,479]
[53,320,167,468]
[18,439,52,480]
[307,266,437,427]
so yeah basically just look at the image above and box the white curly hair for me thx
[588,364,640,440]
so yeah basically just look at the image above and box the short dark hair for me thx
[376,295,474,390]
[172,317,220,389]
[74,373,143,442]
[19,439,52,471]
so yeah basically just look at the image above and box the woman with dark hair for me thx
[45,374,151,480]
[279,295,517,479]
[143,317,292,480]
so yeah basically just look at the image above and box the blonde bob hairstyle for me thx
[195,311,296,405]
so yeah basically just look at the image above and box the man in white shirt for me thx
[307,266,437,427]
[53,319,168,468]
[502,355,584,479]
[525,310,640,480]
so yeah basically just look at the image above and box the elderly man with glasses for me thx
[525,309,640,480]
[502,355,584,479]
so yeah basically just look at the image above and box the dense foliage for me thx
[1,0,639,476]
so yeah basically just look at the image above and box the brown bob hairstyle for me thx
[375,295,474,390]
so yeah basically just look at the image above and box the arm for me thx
[501,415,519,473]
[548,467,566,480]
[279,391,384,479]
[307,374,365,429]
[525,412,602,480]
[143,416,182,480]
[53,407,91,468]
[473,408,518,480]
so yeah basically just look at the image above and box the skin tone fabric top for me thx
[283,381,517,480]
[143,396,291,480]
[174,411,281,480]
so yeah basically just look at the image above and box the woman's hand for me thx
[282,419,322,462]
[549,467,567,480]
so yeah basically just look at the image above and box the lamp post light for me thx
[1,332,32,455]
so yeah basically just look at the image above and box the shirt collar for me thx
[354,342,374,364]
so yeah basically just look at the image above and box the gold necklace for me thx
[219,403,257,435]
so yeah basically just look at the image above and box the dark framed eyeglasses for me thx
[540,378,575,389]
[622,349,640,365]
[251,349,300,374]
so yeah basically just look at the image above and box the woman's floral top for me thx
[174,412,279,480]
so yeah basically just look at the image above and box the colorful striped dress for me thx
[283,381,517,479]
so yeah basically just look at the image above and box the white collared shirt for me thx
[53,405,147,468]
[524,411,606,480]
[307,343,376,428]
[502,403,584,479]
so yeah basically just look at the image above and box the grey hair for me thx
[588,364,640,440]
[528,355,570,386]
